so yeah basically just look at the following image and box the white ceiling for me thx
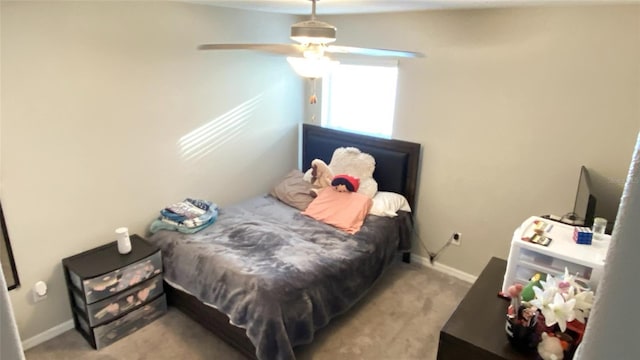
[184,0,636,15]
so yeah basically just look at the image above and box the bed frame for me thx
[165,124,422,359]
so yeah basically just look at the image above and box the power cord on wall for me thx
[410,216,460,265]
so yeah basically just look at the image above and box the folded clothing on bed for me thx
[149,198,218,234]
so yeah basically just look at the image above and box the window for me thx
[321,61,398,138]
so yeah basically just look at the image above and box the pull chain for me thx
[309,78,317,104]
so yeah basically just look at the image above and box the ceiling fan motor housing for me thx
[290,20,337,44]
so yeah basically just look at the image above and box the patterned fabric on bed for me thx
[147,195,410,360]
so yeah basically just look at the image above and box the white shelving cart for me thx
[501,216,610,294]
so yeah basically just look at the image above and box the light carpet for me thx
[25,261,471,360]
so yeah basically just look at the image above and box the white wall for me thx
[1,1,304,340]
[308,5,640,276]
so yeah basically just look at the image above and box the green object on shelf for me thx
[521,273,547,301]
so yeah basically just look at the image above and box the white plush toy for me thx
[303,147,378,198]
[537,332,564,360]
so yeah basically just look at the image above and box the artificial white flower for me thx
[574,308,589,323]
[562,267,578,286]
[530,285,555,310]
[544,293,576,332]
[573,287,594,309]
[525,268,595,331]
[538,274,560,295]
[571,290,594,323]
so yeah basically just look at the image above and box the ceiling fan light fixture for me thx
[303,44,325,60]
[287,56,339,79]
[290,20,337,45]
[197,0,425,66]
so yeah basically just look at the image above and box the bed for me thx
[148,124,421,360]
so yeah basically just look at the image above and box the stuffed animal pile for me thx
[304,147,377,198]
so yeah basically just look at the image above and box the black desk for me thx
[437,257,536,360]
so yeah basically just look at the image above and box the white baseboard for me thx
[408,253,478,284]
[22,319,74,351]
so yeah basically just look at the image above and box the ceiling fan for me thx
[198,0,424,78]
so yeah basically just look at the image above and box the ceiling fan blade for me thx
[325,45,424,58]
[197,43,305,56]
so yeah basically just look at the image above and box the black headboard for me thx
[302,124,422,210]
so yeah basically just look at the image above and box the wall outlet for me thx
[451,232,462,246]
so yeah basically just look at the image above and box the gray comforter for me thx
[148,195,410,360]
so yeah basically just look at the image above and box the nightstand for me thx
[62,234,167,349]
[438,257,534,360]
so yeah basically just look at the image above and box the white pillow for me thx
[369,192,412,217]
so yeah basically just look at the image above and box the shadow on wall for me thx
[589,169,624,233]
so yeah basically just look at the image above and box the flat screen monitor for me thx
[570,166,597,227]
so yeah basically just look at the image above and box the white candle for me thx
[115,227,131,254]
